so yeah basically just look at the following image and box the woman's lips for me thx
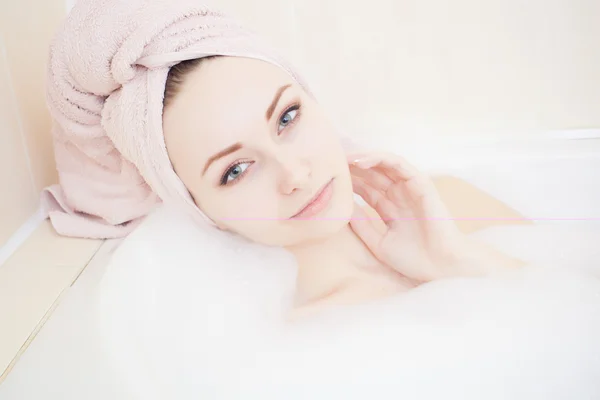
[290,179,334,220]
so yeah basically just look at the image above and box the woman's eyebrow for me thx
[265,84,292,121]
[202,142,243,176]
[201,84,292,176]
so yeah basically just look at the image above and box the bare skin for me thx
[161,57,524,322]
[288,202,525,322]
[287,204,418,321]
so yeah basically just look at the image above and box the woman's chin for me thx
[301,194,355,239]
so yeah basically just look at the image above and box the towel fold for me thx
[42,0,311,238]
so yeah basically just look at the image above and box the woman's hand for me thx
[347,151,521,282]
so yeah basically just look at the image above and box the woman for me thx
[41,0,523,321]
[35,0,599,398]
[160,55,524,318]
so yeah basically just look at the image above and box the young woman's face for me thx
[163,57,354,247]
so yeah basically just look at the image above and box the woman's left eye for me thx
[278,105,299,133]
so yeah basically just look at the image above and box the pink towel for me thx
[41,0,313,239]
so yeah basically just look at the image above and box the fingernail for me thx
[351,157,366,164]
[355,159,376,169]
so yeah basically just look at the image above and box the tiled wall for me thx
[1,0,600,246]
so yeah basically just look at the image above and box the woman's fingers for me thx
[349,164,394,193]
[349,204,384,255]
[351,176,399,223]
[388,181,413,211]
[349,152,429,212]
[349,151,458,236]
[348,151,419,182]
[406,175,460,244]
[349,151,445,212]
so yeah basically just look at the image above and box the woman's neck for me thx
[285,223,395,306]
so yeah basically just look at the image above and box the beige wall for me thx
[215,0,600,140]
[0,0,65,247]
[1,0,600,245]
[0,38,38,247]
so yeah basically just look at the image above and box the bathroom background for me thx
[2,0,600,248]
[1,0,599,381]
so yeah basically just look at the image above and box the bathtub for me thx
[362,131,600,223]
[411,133,600,275]
[1,132,599,399]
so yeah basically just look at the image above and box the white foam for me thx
[95,205,297,399]
[239,265,600,399]
[94,206,600,399]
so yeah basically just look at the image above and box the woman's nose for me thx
[276,153,311,195]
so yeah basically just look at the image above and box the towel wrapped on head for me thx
[41,0,315,238]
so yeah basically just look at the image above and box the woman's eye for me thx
[278,105,299,132]
[221,162,251,185]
